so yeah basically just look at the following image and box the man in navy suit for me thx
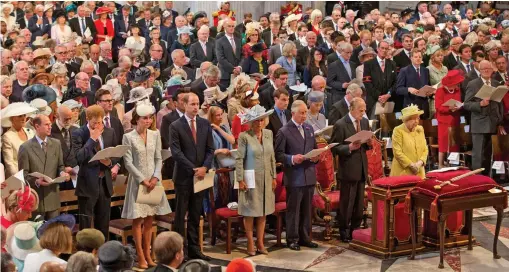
[170,93,214,261]
[72,105,119,239]
[113,5,135,58]
[327,42,357,105]
[27,4,50,42]
[395,49,431,119]
[275,100,319,251]
[69,5,97,45]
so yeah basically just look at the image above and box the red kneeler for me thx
[350,175,423,258]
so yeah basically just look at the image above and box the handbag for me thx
[136,184,165,205]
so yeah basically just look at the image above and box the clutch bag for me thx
[136,185,164,205]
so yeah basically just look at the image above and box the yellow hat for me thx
[400,104,424,120]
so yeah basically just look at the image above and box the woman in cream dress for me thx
[122,104,171,269]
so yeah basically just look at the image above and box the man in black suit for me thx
[170,93,214,260]
[72,105,120,239]
[262,20,281,48]
[70,72,97,106]
[27,5,50,42]
[393,34,413,72]
[161,49,196,83]
[259,67,290,110]
[216,18,242,89]
[189,26,217,69]
[493,56,508,85]
[363,41,397,118]
[266,88,291,139]
[52,44,78,79]
[464,60,505,176]
[68,62,102,95]
[235,13,252,35]
[461,52,484,101]
[139,9,153,37]
[327,42,357,105]
[68,5,97,44]
[190,65,221,106]
[330,98,371,242]
[89,45,110,83]
[453,44,472,76]
[326,37,344,65]
[86,89,123,146]
[165,15,186,47]
[329,83,364,126]
[17,8,32,30]
[443,37,463,70]
[296,31,317,74]
[146,44,168,72]
[51,105,78,191]
[351,30,377,65]
[113,5,135,56]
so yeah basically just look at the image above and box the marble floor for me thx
[202,210,509,272]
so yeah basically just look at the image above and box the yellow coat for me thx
[390,123,428,178]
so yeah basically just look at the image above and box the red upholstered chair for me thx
[272,171,286,246]
[364,136,389,228]
[312,139,338,240]
[209,168,242,254]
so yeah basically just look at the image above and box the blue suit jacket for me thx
[275,121,317,187]
[28,15,50,42]
[113,15,135,49]
[395,64,430,117]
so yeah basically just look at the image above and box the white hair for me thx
[310,9,323,22]
[346,83,362,96]
[338,42,353,52]
[80,60,94,71]
[13,60,28,73]
[291,100,306,113]
[119,56,132,66]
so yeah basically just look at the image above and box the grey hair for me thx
[346,83,362,96]
[111,67,125,78]
[65,251,97,272]
[80,60,94,71]
[99,41,112,49]
[171,49,184,61]
[337,42,353,52]
[12,60,28,73]
[203,65,221,78]
[119,56,132,66]
[291,100,306,113]
[0,75,12,86]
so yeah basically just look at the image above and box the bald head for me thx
[311,76,326,91]
[268,64,282,77]
[200,61,213,73]
[306,31,317,47]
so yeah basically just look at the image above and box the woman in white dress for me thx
[122,103,171,270]
[0,4,16,32]
[50,10,71,44]
[125,24,146,62]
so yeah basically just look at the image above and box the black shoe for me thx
[287,242,301,251]
[188,252,211,261]
[299,241,319,248]
[340,231,351,243]
[349,229,355,240]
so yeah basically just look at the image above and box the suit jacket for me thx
[266,108,292,141]
[395,65,430,118]
[235,22,247,35]
[328,98,350,126]
[363,58,398,113]
[492,71,507,85]
[464,77,504,134]
[393,49,411,72]
[18,137,65,212]
[327,51,340,66]
[330,115,370,181]
[262,31,276,47]
[215,35,242,80]
[28,16,51,41]
[461,69,480,101]
[240,56,268,75]
[91,60,110,83]
[190,80,208,106]
[69,16,97,43]
[169,116,215,186]
[165,28,178,47]
[443,52,459,71]
[113,15,136,49]
[189,40,217,68]
[268,44,283,65]
[72,125,117,198]
[327,59,357,102]
[68,77,102,96]
[161,64,196,84]
[275,120,317,187]
[50,123,77,167]
[2,127,35,178]
[296,46,311,74]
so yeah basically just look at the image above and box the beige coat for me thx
[2,127,35,178]
[235,129,277,217]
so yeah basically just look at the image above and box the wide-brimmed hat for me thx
[0,102,37,127]
[133,67,151,83]
[127,87,153,104]
[166,75,191,91]
[96,6,111,15]
[400,104,424,120]
[37,214,76,238]
[192,11,207,26]
[290,83,308,93]
[251,43,264,53]
[441,69,465,87]
[61,99,82,110]
[2,3,14,14]
[177,26,193,36]
[43,3,53,12]
[240,104,273,125]
[358,47,377,60]
[50,62,68,75]
[427,44,442,56]
[283,13,302,27]
[29,98,52,117]
[30,72,55,85]
[76,229,105,250]
[5,221,43,261]
[33,48,52,60]
[22,84,56,104]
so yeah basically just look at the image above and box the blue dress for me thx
[275,56,299,86]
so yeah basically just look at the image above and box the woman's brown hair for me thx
[39,223,73,254]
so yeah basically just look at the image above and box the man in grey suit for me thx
[328,83,364,126]
[216,18,242,89]
[275,100,319,251]
[268,32,289,65]
[330,98,371,242]
[18,115,70,219]
[464,60,506,176]
[326,42,357,105]
[189,26,217,69]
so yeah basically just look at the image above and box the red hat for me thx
[96,6,111,15]
[226,258,254,272]
[441,69,465,87]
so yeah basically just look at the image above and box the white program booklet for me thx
[89,145,130,162]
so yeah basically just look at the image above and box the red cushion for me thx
[274,172,286,202]
[315,142,335,190]
[367,139,385,181]
[312,191,340,210]
[415,174,498,199]
[274,202,287,212]
[373,175,422,188]
[215,207,240,218]
[425,169,471,181]
[352,228,372,243]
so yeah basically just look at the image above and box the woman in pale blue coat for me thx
[122,103,171,269]
[236,105,277,256]
[276,41,300,86]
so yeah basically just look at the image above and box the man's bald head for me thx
[268,64,282,77]
[200,61,213,73]
[40,261,65,272]
[311,76,326,91]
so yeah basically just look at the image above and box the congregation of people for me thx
[1,0,509,271]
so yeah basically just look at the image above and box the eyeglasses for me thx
[56,51,68,55]
[99,99,113,103]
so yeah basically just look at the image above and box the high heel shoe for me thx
[247,250,257,256]
[256,248,269,255]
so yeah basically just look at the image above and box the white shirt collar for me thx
[377,56,384,63]
[348,113,357,125]
[176,109,184,117]
[291,118,302,127]
[35,135,47,146]
[184,113,196,122]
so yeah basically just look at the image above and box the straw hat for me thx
[33,48,52,60]
[399,104,424,120]
[5,221,43,261]
[0,102,37,127]
[30,72,55,85]
[43,3,53,12]
[441,69,465,87]
[240,104,273,125]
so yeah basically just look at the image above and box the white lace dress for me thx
[121,129,171,219]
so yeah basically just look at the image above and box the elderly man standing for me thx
[190,26,217,69]
[329,83,363,125]
[69,4,97,44]
[190,65,221,106]
[275,100,319,251]
[18,114,70,219]
[330,98,371,242]
[216,18,242,89]
[162,49,195,83]
[327,42,357,105]
[443,37,463,70]
[27,4,50,42]
[99,41,115,69]
[464,60,506,176]
[89,44,110,83]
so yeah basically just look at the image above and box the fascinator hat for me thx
[127,87,153,104]
[239,104,273,125]
[136,103,156,117]
[400,104,424,121]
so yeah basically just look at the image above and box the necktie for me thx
[62,128,70,149]
[356,119,361,133]
[466,64,471,73]
[105,116,110,128]
[125,17,129,30]
[456,56,460,63]
[416,67,420,78]
[506,53,509,62]
[81,18,86,34]
[280,111,287,125]
[230,37,236,53]
[298,125,304,138]
[190,119,197,143]
[41,141,47,153]
[380,60,385,72]
[95,139,101,152]
[202,42,207,56]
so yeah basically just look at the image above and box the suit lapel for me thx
[181,117,197,150]
[270,112,282,131]
[30,137,47,164]
[287,121,305,146]
[345,116,357,135]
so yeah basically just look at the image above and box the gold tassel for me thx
[430,196,439,221]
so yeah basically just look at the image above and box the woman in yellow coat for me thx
[390,104,428,178]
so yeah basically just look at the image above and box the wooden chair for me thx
[379,113,402,135]
[155,180,205,252]
[272,169,286,247]
[421,119,438,170]
[209,168,242,254]
[59,189,79,213]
